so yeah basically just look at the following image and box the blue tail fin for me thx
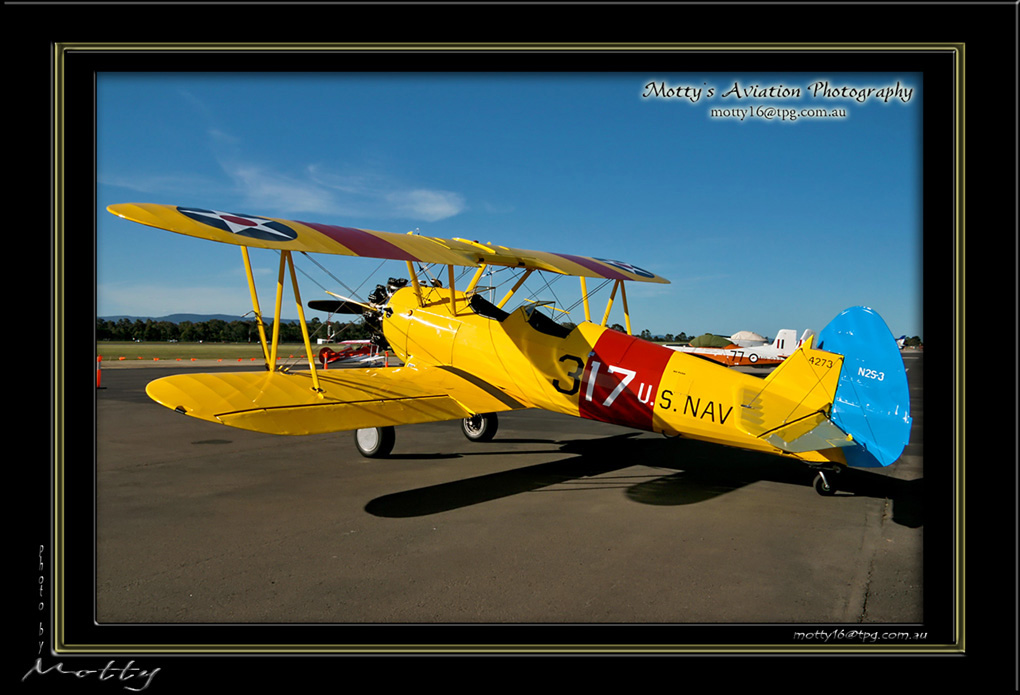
[816,307,912,468]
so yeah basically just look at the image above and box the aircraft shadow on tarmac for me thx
[364,433,923,528]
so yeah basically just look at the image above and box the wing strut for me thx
[465,264,488,295]
[405,261,424,307]
[246,249,323,393]
[599,280,632,335]
[242,247,271,366]
[579,276,592,323]
[620,280,632,336]
[285,251,323,393]
[497,269,534,309]
[447,265,457,313]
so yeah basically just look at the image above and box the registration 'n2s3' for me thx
[109,203,911,496]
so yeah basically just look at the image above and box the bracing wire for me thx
[564,278,613,315]
[298,251,373,303]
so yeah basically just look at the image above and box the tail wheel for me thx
[813,471,838,496]
[462,413,498,442]
[355,426,395,458]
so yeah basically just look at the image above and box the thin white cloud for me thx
[219,158,467,223]
[385,188,466,222]
[207,127,240,146]
[99,172,227,197]
[228,164,339,215]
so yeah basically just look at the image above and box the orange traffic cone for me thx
[96,356,102,389]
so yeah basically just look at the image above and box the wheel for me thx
[354,426,395,458]
[813,472,837,496]
[461,413,498,442]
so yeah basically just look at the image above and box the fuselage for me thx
[381,285,834,461]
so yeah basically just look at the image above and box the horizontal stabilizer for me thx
[761,411,853,453]
[737,341,844,440]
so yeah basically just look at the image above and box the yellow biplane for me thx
[107,203,912,495]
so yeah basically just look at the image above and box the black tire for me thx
[461,413,498,442]
[354,426,395,458]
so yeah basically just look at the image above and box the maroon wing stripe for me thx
[552,253,629,281]
[297,221,420,261]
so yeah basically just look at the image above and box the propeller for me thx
[308,289,385,314]
[307,291,375,315]
[307,300,365,315]
[307,284,404,353]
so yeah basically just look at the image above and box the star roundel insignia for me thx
[594,257,655,279]
[177,207,298,243]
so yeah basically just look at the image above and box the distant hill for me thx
[101,314,242,323]
[100,314,301,324]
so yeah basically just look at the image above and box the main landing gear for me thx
[354,426,395,458]
[353,413,500,458]
[461,412,499,442]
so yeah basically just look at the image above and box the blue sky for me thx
[98,72,923,339]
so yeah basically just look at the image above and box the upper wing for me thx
[108,202,475,267]
[145,363,532,436]
[108,203,669,284]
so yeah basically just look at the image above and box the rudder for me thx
[816,306,912,467]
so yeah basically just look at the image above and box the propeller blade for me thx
[307,299,367,315]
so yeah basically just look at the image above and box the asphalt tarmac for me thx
[93,352,928,644]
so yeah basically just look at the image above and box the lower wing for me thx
[145,365,530,435]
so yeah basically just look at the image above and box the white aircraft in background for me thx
[666,329,814,367]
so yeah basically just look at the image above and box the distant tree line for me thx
[96,317,375,343]
[612,324,691,342]
[98,317,920,347]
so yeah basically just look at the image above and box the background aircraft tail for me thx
[815,306,912,467]
[770,329,799,354]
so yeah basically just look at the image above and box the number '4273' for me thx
[807,356,835,368]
